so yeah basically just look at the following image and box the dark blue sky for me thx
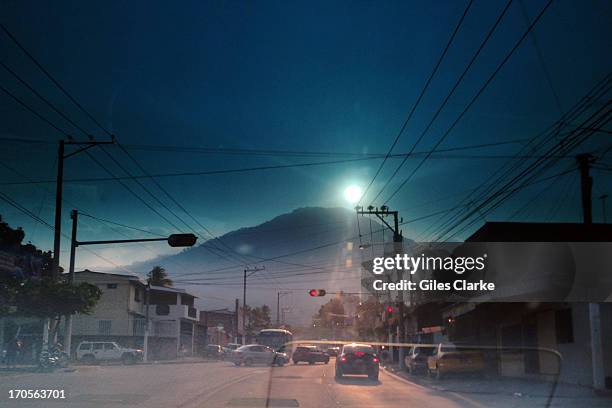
[1,0,611,269]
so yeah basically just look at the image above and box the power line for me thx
[360,0,474,203]
[371,0,515,204]
[1,23,106,137]
[382,0,555,205]
[0,26,252,268]
[422,71,612,241]
[438,102,611,241]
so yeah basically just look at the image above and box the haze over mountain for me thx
[127,207,396,324]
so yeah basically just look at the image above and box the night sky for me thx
[1,0,611,271]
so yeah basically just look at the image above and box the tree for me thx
[147,266,173,287]
[245,304,272,334]
[355,296,384,340]
[0,217,101,318]
[313,298,346,328]
[0,275,101,318]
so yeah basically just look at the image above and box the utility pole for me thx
[49,139,113,353]
[62,207,196,360]
[234,298,239,343]
[63,209,78,356]
[52,140,64,280]
[356,205,406,369]
[144,282,150,362]
[276,291,291,326]
[242,266,265,343]
[576,153,594,224]
[576,154,605,390]
[599,194,609,223]
[52,139,114,279]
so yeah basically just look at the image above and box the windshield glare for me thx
[1,1,608,407]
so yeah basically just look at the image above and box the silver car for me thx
[231,344,287,367]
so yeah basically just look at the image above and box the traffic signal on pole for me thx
[386,305,393,319]
[167,233,198,247]
[309,289,326,297]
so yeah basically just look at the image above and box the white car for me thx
[230,344,288,366]
[76,341,143,364]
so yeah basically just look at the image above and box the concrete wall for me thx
[556,303,593,386]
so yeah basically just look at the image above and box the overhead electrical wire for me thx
[371,0,516,204]
[359,0,475,204]
[380,0,556,206]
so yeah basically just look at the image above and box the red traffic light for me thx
[308,289,326,297]
[386,305,393,319]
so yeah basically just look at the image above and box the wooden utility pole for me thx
[355,205,406,369]
[576,153,605,390]
[242,266,265,342]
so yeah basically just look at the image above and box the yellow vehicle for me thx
[427,343,485,380]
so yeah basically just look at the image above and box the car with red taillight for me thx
[335,343,379,381]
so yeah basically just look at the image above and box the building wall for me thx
[601,303,612,388]
[555,303,593,386]
[72,272,144,341]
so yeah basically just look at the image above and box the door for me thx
[92,343,104,360]
[104,343,119,360]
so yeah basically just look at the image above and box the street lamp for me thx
[64,209,197,359]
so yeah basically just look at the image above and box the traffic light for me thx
[308,289,326,297]
[167,233,198,247]
[386,305,393,319]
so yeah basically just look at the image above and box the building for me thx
[71,270,199,359]
[197,309,237,352]
[430,222,612,389]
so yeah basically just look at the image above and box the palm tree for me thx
[147,266,173,287]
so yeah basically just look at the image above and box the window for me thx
[79,343,91,351]
[107,283,118,289]
[104,343,116,350]
[555,308,574,344]
[93,343,104,350]
[134,288,141,302]
[98,320,112,335]
[156,304,170,315]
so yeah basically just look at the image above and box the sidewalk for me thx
[383,363,612,405]
[0,356,218,376]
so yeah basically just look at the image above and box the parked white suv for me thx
[76,341,143,364]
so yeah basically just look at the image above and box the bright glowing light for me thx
[344,185,362,204]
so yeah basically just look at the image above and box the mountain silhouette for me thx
[127,207,403,325]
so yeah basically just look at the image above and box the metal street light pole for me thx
[64,208,197,360]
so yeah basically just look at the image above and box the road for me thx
[0,360,604,407]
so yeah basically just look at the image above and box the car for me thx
[76,341,143,365]
[230,344,287,367]
[325,346,340,357]
[292,345,330,365]
[204,344,224,359]
[222,343,241,357]
[335,343,379,381]
[426,343,485,380]
[405,345,434,375]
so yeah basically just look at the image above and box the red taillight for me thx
[373,357,379,363]
[340,356,347,362]
[354,351,365,357]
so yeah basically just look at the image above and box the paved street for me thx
[1,360,608,408]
